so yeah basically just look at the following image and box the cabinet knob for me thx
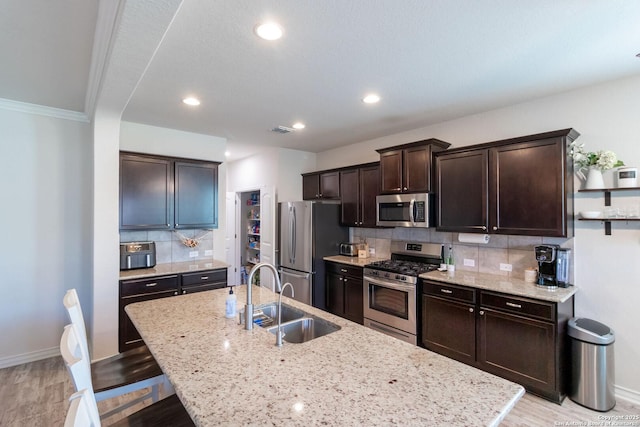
[344,278,348,282]
[174,291,178,295]
[469,307,474,313]
[339,277,343,281]
[482,226,487,231]
[479,310,485,316]
[492,226,497,231]
[182,290,186,294]
[167,224,170,227]
[176,223,179,227]
[403,187,408,191]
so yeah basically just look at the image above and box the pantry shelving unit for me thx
[241,191,261,270]
[578,187,640,235]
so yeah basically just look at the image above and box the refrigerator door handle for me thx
[291,205,297,265]
[279,269,310,280]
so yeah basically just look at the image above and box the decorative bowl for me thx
[580,211,601,219]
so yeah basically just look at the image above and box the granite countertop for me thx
[126,286,524,426]
[119,259,229,280]
[323,255,387,267]
[421,270,577,303]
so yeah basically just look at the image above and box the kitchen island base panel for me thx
[126,285,524,426]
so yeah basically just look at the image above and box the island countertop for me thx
[126,285,524,426]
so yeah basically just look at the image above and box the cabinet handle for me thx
[469,307,474,313]
[482,226,487,231]
[506,302,522,309]
[340,269,348,273]
[480,310,485,316]
[145,282,158,287]
[201,276,209,280]
[492,226,498,231]
[440,289,453,294]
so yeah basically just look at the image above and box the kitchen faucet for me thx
[244,262,282,330]
[276,283,294,347]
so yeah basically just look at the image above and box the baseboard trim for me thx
[0,347,60,369]
[616,385,640,406]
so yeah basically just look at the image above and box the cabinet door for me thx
[320,171,340,199]
[421,295,476,365]
[174,161,218,228]
[379,149,403,193]
[302,174,320,200]
[325,271,345,317]
[343,275,364,324]
[120,155,172,230]
[403,145,431,193]
[340,169,360,226]
[478,308,556,396]
[435,150,488,232]
[490,137,567,236]
[359,165,380,227]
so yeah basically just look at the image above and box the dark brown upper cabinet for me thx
[377,139,450,194]
[434,129,579,237]
[302,171,340,200]
[339,163,380,227]
[120,152,220,230]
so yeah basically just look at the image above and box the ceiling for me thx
[2,1,640,160]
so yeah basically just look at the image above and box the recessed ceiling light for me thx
[182,97,200,106]
[292,122,306,130]
[254,22,283,41]
[224,151,230,157]
[362,94,381,104]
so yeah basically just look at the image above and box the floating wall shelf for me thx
[577,187,640,235]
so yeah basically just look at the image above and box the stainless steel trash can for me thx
[568,318,615,411]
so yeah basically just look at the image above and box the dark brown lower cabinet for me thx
[119,268,228,352]
[420,279,574,404]
[325,262,363,324]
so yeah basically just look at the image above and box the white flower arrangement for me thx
[569,141,624,179]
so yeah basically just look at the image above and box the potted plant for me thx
[569,142,624,189]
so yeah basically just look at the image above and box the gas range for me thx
[364,241,443,285]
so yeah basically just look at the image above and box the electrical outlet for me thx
[369,247,375,256]
[500,263,512,272]
[204,250,213,256]
[189,251,198,258]
[463,258,475,267]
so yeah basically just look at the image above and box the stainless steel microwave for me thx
[376,193,432,228]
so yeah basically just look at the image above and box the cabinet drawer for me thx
[423,281,475,304]
[120,275,179,297]
[182,269,226,287]
[480,291,555,322]
[326,262,362,278]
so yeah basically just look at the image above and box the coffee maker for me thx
[534,245,571,288]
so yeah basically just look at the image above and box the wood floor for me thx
[1,356,638,426]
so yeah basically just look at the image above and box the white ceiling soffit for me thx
[0,0,98,112]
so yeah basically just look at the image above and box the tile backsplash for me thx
[351,227,574,281]
[120,229,214,264]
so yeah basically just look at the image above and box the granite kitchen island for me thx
[126,285,524,426]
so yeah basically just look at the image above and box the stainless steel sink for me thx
[266,317,341,343]
[251,302,305,327]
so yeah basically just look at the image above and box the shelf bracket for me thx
[604,220,612,235]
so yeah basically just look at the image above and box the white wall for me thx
[317,74,640,401]
[0,107,92,367]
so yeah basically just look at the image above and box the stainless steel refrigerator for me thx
[279,201,348,310]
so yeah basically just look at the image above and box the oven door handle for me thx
[365,276,415,292]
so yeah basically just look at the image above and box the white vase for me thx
[585,167,605,189]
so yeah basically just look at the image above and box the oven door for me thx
[363,275,416,335]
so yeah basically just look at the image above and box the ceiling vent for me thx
[271,125,294,134]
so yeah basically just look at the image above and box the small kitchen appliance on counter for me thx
[534,244,571,288]
[339,242,360,257]
[120,241,156,270]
